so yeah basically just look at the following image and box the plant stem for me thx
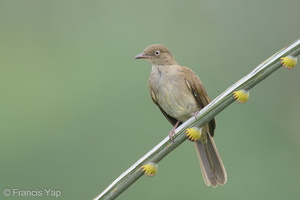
[94,38,300,200]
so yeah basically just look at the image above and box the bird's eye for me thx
[155,51,160,56]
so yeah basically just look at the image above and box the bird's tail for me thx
[194,132,227,187]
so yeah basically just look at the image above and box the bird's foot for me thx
[168,120,180,143]
[192,110,200,119]
[168,127,176,143]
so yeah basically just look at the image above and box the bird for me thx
[135,44,227,187]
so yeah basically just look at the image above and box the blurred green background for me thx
[1,0,300,199]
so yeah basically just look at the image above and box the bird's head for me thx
[135,44,177,66]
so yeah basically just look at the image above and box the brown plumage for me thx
[135,44,227,187]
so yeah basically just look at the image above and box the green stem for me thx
[94,38,300,200]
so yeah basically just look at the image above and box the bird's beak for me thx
[134,53,149,59]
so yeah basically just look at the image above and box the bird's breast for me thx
[149,65,199,122]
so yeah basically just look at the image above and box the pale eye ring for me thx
[155,51,160,56]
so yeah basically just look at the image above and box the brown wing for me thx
[182,67,216,136]
[148,83,180,126]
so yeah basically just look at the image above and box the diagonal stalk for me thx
[94,38,300,200]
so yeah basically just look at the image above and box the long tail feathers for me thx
[194,133,227,187]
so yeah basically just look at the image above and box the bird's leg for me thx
[169,120,180,142]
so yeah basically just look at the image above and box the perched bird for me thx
[135,44,227,187]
